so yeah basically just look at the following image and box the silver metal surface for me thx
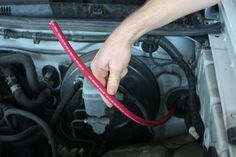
[206,1,236,156]
[196,49,229,157]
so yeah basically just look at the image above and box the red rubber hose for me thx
[49,20,176,126]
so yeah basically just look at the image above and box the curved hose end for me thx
[49,20,57,25]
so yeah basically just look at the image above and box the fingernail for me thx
[108,88,116,95]
[107,103,113,108]
[101,95,113,108]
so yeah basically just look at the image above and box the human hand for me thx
[91,35,131,107]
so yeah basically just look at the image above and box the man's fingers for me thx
[91,61,114,107]
[91,60,129,107]
[101,95,113,108]
[103,68,128,107]
[91,62,108,87]
[107,67,128,95]
[121,68,128,78]
[107,75,120,96]
[103,69,121,108]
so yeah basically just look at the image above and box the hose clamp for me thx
[5,75,17,85]
[10,84,21,93]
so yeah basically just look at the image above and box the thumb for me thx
[107,69,123,95]
[102,68,128,108]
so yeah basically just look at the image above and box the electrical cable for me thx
[3,108,57,157]
[157,37,204,137]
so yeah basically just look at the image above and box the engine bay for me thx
[0,1,234,157]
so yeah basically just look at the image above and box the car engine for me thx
[0,0,235,157]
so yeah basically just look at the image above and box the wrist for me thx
[110,26,143,49]
[108,28,135,49]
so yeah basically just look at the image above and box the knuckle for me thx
[110,65,123,73]
[108,78,119,86]
[90,61,96,71]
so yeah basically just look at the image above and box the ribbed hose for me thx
[0,53,40,93]
[50,20,176,126]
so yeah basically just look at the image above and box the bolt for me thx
[73,75,83,85]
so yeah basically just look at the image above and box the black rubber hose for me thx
[1,83,80,148]
[3,108,56,157]
[0,67,50,111]
[0,125,39,142]
[157,37,204,138]
[50,82,82,128]
[3,132,43,148]
[0,53,40,93]
[12,88,50,111]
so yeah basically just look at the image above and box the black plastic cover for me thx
[0,0,49,4]
[227,127,236,144]
[0,1,144,19]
